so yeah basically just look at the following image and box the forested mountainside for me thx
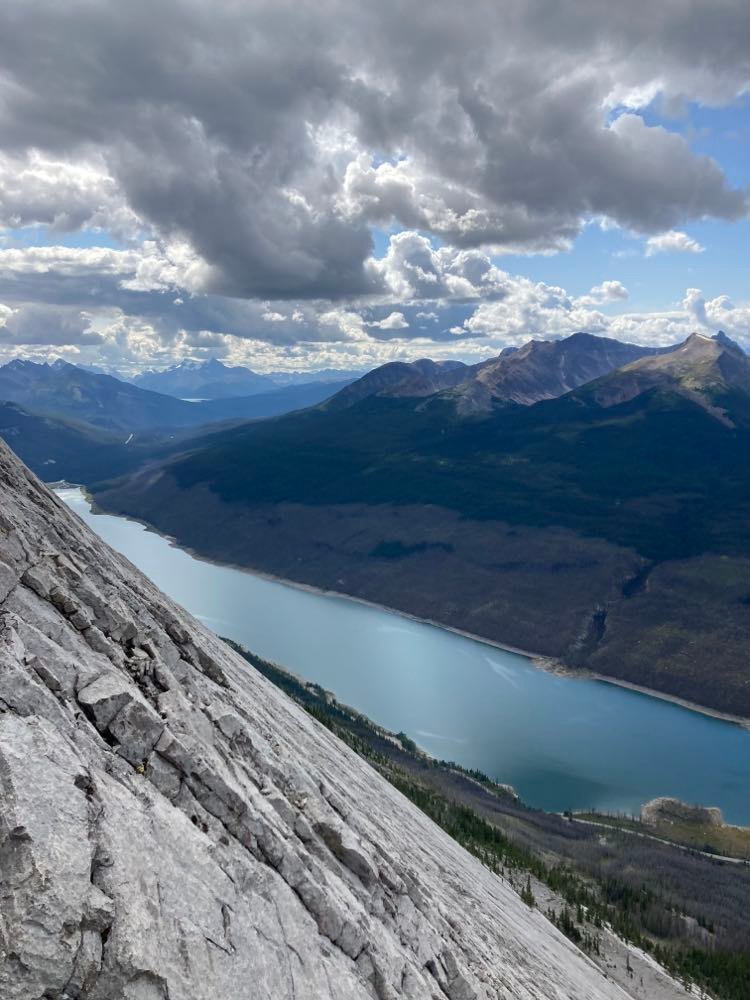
[0,362,354,483]
[92,333,750,716]
[0,359,352,434]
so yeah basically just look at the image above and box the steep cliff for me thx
[0,440,630,1000]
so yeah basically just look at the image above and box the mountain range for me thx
[131,358,275,398]
[324,332,666,414]
[131,358,367,399]
[90,331,750,718]
[0,360,354,474]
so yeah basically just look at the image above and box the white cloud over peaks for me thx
[461,283,609,343]
[0,303,14,328]
[645,230,706,256]
[0,0,746,302]
[683,288,750,342]
[461,284,750,352]
[120,241,214,294]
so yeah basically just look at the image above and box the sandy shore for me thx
[65,484,750,731]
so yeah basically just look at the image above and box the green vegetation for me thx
[135,382,750,717]
[578,810,750,862]
[172,388,750,563]
[227,638,750,1000]
[370,539,454,559]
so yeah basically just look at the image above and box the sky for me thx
[0,1,748,374]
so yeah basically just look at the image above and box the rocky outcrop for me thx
[0,440,629,999]
[641,797,724,828]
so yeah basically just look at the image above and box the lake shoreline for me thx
[66,483,750,732]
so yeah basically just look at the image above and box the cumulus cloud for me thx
[372,232,522,303]
[0,234,748,371]
[645,230,706,255]
[593,281,629,302]
[681,288,750,342]
[576,281,629,307]
[0,152,141,239]
[0,2,747,371]
[0,0,746,303]
[368,311,409,330]
[461,285,608,343]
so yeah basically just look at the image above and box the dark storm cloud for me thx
[0,0,747,303]
[0,304,103,346]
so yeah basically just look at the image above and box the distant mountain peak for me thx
[713,330,745,353]
[179,358,230,373]
[4,358,40,371]
[322,332,669,415]
[581,329,750,425]
[673,331,744,359]
[131,358,273,399]
[323,357,469,410]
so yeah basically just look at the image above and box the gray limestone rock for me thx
[78,672,136,729]
[0,440,631,1000]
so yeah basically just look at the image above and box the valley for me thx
[2,4,748,997]
[90,332,750,718]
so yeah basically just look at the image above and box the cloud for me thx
[368,311,409,330]
[0,0,746,301]
[0,152,140,239]
[592,280,629,302]
[645,230,706,255]
[0,303,103,346]
[1,235,749,372]
[682,288,750,341]
[0,1,748,372]
[576,280,629,307]
[460,283,609,343]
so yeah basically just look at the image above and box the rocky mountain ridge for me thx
[324,359,469,410]
[0,439,631,999]
[582,331,750,424]
[323,333,666,415]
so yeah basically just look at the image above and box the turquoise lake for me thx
[60,488,750,824]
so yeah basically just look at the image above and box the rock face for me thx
[0,440,628,999]
[584,331,750,423]
[641,797,724,828]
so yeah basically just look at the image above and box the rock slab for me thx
[0,440,630,999]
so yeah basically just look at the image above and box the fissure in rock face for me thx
[0,440,629,999]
